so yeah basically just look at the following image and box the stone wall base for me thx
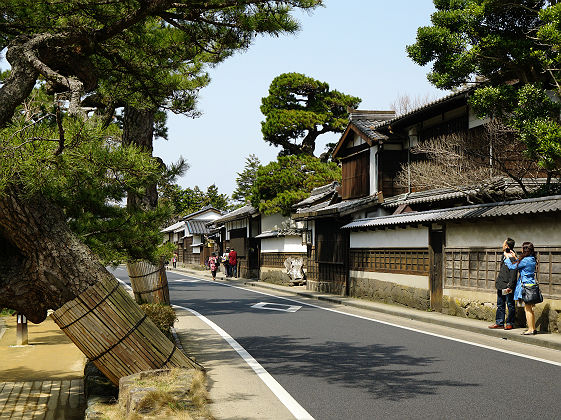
[349,276,430,311]
[260,269,292,286]
[442,295,561,332]
[307,280,345,295]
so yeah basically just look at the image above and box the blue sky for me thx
[159,0,444,197]
[0,1,443,197]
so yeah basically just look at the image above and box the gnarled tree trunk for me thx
[0,187,114,323]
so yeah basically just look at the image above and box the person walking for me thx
[209,252,219,280]
[504,241,538,335]
[229,247,238,278]
[172,254,177,269]
[222,248,230,277]
[488,238,518,330]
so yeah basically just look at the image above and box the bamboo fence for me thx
[51,276,200,385]
[126,260,170,305]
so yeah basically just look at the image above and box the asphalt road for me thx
[110,267,561,419]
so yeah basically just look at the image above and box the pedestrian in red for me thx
[229,248,237,278]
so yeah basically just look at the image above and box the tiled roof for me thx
[214,204,257,224]
[182,206,222,221]
[186,219,210,235]
[382,188,478,208]
[255,228,303,239]
[350,111,395,141]
[293,182,340,208]
[295,194,379,219]
[161,220,184,233]
[351,119,389,141]
[342,195,561,230]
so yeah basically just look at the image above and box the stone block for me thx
[261,270,291,285]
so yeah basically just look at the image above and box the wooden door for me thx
[429,228,444,312]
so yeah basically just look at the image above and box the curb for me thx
[168,267,561,352]
[0,317,6,341]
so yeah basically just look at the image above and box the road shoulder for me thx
[174,309,296,420]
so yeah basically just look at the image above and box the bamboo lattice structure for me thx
[51,276,200,385]
[126,260,170,305]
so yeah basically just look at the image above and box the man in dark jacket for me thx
[489,238,518,330]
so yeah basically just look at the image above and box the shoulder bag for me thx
[522,283,543,304]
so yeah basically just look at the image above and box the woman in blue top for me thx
[504,242,537,335]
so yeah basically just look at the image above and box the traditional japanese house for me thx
[161,206,222,266]
[211,205,261,278]
[293,89,561,330]
[256,214,307,281]
[342,195,561,329]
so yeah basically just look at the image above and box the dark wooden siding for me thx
[349,248,430,275]
[229,227,247,257]
[379,149,408,198]
[341,151,369,199]
[315,220,348,264]
[445,247,561,298]
[260,252,307,268]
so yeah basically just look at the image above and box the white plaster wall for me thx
[369,145,378,195]
[350,270,429,289]
[193,211,221,221]
[446,217,561,248]
[350,226,429,249]
[468,106,490,129]
[261,214,288,231]
[261,236,307,253]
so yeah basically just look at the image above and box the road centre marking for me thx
[175,272,561,368]
[251,302,302,312]
[172,304,314,420]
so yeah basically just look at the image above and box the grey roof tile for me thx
[342,195,561,230]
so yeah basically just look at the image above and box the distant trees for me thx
[251,155,341,216]
[390,92,437,116]
[232,154,261,206]
[160,184,231,217]
[261,73,361,157]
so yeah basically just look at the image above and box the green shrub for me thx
[140,304,177,338]
[0,308,15,316]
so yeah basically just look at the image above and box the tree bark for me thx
[0,43,39,127]
[123,106,158,209]
[0,187,114,323]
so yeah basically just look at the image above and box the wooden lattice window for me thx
[349,248,430,275]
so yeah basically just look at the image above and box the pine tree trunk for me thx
[0,187,115,323]
[123,106,158,209]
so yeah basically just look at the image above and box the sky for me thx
[157,0,445,198]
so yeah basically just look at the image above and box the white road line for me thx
[172,304,314,420]
[115,277,133,291]
[175,272,561,367]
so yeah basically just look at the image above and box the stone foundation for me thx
[260,269,292,286]
[307,279,345,295]
[442,294,561,333]
[348,276,430,311]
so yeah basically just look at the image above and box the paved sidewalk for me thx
[169,266,561,352]
[0,316,86,420]
[174,311,295,420]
